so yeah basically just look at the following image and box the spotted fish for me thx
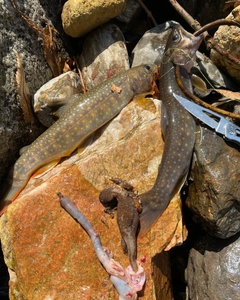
[1,64,158,211]
[139,25,203,236]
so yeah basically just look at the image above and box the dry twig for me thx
[168,0,202,31]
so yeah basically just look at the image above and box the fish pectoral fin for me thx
[77,133,95,156]
[32,159,60,178]
[19,144,30,155]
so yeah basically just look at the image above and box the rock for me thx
[187,231,240,300]
[195,51,238,90]
[0,0,69,185]
[131,21,179,67]
[33,71,83,127]
[0,96,185,299]
[0,246,8,299]
[61,0,126,38]
[78,23,130,90]
[115,0,143,32]
[210,5,240,85]
[187,126,240,239]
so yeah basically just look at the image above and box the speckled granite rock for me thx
[61,0,126,38]
[0,0,69,186]
[0,97,185,299]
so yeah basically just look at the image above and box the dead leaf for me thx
[63,59,76,73]
[216,89,240,100]
[74,56,87,94]
[15,50,35,124]
[111,84,122,94]
[42,25,63,77]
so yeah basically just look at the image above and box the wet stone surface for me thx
[187,125,240,239]
[187,231,240,300]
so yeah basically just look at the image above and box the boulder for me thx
[210,5,240,84]
[61,0,126,38]
[78,23,130,90]
[187,126,240,238]
[0,96,184,299]
[187,231,240,300]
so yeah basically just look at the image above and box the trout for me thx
[1,64,158,211]
[139,25,203,235]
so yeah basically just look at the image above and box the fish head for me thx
[162,24,203,66]
[129,64,160,94]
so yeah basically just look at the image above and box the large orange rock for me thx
[0,96,185,299]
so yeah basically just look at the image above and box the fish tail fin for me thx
[0,171,24,215]
[0,184,20,214]
[139,203,165,237]
[0,201,12,216]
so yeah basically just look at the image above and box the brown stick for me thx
[168,0,202,31]
[194,19,240,36]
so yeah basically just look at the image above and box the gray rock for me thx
[131,20,179,67]
[195,52,238,90]
[0,0,69,184]
[78,23,130,90]
[187,232,240,300]
[187,126,240,238]
[34,71,83,127]
[115,0,142,32]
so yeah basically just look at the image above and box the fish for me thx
[139,25,203,236]
[0,64,159,211]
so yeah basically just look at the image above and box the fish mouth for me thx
[189,33,203,57]
[172,33,203,66]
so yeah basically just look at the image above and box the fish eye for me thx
[172,31,181,43]
[144,65,151,71]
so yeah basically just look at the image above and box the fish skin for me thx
[1,64,158,209]
[139,25,203,236]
